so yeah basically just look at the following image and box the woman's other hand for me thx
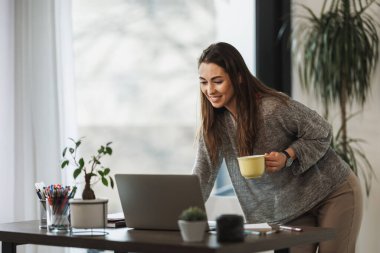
[264,152,286,173]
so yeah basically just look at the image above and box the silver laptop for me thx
[115,174,208,230]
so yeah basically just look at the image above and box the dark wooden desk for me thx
[0,220,334,253]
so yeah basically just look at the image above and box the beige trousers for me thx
[286,171,363,253]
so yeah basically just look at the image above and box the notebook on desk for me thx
[115,174,209,230]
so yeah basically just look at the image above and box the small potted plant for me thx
[61,137,114,229]
[178,206,207,242]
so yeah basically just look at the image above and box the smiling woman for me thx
[199,63,236,113]
[193,42,363,253]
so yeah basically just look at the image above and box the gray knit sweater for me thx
[193,96,350,224]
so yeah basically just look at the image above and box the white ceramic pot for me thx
[69,198,108,229]
[178,220,207,242]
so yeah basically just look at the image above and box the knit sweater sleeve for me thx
[192,134,223,201]
[275,99,333,175]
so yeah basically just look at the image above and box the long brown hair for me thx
[198,42,288,164]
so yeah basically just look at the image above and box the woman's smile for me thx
[208,95,222,103]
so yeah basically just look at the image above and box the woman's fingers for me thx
[264,151,286,172]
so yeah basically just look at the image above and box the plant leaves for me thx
[62,147,67,157]
[292,0,379,109]
[93,157,101,165]
[63,137,114,191]
[101,177,108,186]
[61,160,69,169]
[73,168,82,179]
[79,158,84,168]
[331,121,376,196]
[292,0,379,197]
[110,176,114,188]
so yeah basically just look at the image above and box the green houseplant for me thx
[61,137,114,229]
[61,137,114,200]
[179,206,207,222]
[178,206,207,242]
[292,0,379,195]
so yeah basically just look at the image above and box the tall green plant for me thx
[331,112,376,195]
[292,0,379,195]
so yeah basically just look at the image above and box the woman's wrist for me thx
[284,148,297,161]
[280,148,297,168]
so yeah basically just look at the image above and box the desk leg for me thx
[2,242,17,253]
[274,249,289,253]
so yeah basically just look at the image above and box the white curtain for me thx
[0,0,77,227]
[0,0,16,225]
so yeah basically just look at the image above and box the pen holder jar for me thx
[39,199,47,229]
[46,196,71,232]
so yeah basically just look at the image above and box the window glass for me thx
[72,0,254,212]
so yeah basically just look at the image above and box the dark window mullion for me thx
[256,0,291,96]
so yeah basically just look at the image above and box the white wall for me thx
[215,0,255,74]
[292,1,380,252]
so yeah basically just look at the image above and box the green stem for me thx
[340,78,348,158]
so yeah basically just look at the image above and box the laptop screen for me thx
[115,174,208,230]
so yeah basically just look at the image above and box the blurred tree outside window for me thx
[72,0,255,212]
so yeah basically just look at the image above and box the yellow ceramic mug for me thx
[237,155,265,179]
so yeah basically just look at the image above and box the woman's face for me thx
[199,62,236,115]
